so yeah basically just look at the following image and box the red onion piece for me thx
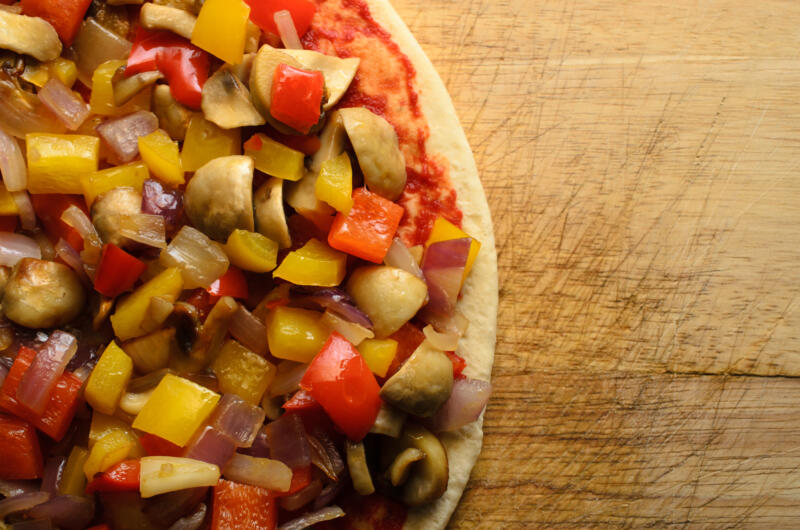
[0,491,50,518]
[12,192,36,231]
[0,71,65,140]
[27,494,94,530]
[40,456,66,495]
[54,239,90,287]
[0,365,7,389]
[72,18,132,85]
[208,394,265,448]
[238,427,269,458]
[16,330,78,416]
[141,179,184,235]
[38,78,90,131]
[183,425,237,470]
[384,237,424,280]
[0,232,41,266]
[269,362,307,397]
[96,111,158,164]
[430,377,491,432]
[0,479,39,498]
[278,505,345,530]
[228,304,267,356]
[295,288,372,329]
[420,238,471,323]
[279,478,322,511]
[312,478,346,510]
[274,10,303,50]
[60,205,102,265]
[144,487,208,527]
[307,434,342,482]
[0,124,27,190]
[9,519,53,530]
[265,413,311,469]
[168,502,207,530]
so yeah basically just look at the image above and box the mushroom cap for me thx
[3,258,85,328]
[379,340,454,418]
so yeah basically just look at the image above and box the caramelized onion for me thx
[0,127,26,190]
[38,78,90,131]
[223,454,292,492]
[274,10,303,50]
[384,237,424,279]
[209,394,265,448]
[12,191,36,231]
[420,238,471,323]
[16,330,78,416]
[264,414,310,469]
[54,239,90,286]
[60,205,102,265]
[27,494,95,530]
[114,213,167,249]
[227,304,267,356]
[96,111,158,164]
[0,232,41,266]
[430,377,491,432]
[278,506,346,530]
[0,491,50,519]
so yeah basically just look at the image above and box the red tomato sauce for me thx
[303,0,463,247]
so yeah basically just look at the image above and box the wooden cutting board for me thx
[395,0,800,527]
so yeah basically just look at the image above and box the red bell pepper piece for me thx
[444,350,467,379]
[270,64,324,134]
[300,332,381,441]
[272,465,312,498]
[328,187,404,263]
[386,322,425,378]
[184,288,219,322]
[0,346,82,441]
[282,389,319,412]
[0,414,43,479]
[85,459,140,494]
[31,194,88,251]
[139,433,183,457]
[207,266,249,299]
[212,479,277,530]
[244,0,316,38]
[0,216,18,232]
[94,243,147,298]
[126,29,209,109]
[20,0,92,45]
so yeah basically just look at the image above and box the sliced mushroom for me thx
[346,266,428,338]
[92,187,143,248]
[346,440,375,496]
[201,66,265,129]
[139,3,196,40]
[309,110,346,174]
[229,53,255,86]
[382,423,448,506]
[386,447,425,487]
[250,44,325,135]
[189,296,238,366]
[113,68,162,107]
[153,84,193,141]
[254,177,291,249]
[370,402,407,438]
[245,21,261,54]
[184,155,255,241]
[285,171,335,224]
[282,50,359,110]
[3,258,85,328]
[0,11,61,62]
[379,341,453,418]
[339,107,406,201]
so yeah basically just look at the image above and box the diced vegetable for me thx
[139,456,220,498]
[0,126,27,191]
[20,0,92,46]
[191,0,250,65]
[270,64,324,134]
[0,346,82,440]
[212,340,276,405]
[26,133,99,194]
[244,0,316,38]
[139,433,183,458]
[95,112,159,165]
[132,374,220,447]
[208,394,265,448]
[183,425,237,469]
[84,341,134,415]
[244,133,304,181]
[49,57,78,88]
[85,459,140,494]
[123,329,178,374]
[93,243,147,298]
[328,187,404,263]
[430,377,491,432]
[60,446,89,496]
[224,229,278,273]
[425,217,481,284]
[73,18,132,85]
[358,338,398,378]
[273,238,346,287]
[266,306,327,363]
[16,330,77,416]
[211,479,277,530]
[300,332,382,441]
[207,266,249,299]
[0,414,43,479]
[223,454,292,492]
[110,267,184,341]
[138,129,185,186]
[316,151,353,213]
[160,226,229,289]
[80,163,148,207]
[83,429,137,480]
[420,238,471,324]
[37,77,90,130]
[156,42,210,110]
[181,115,241,172]
[32,194,87,251]
[90,60,151,117]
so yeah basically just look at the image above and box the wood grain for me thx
[393,0,800,527]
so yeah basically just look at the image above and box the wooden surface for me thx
[393,0,800,527]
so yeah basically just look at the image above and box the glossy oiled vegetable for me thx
[266,306,327,363]
[138,128,185,186]
[139,456,220,498]
[84,341,134,415]
[212,340,276,405]
[3,258,85,328]
[26,133,99,194]
[110,267,184,341]
[191,0,250,65]
[273,238,346,287]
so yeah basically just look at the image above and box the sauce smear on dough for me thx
[303,0,463,247]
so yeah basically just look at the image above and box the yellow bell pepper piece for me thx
[212,340,276,404]
[21,62,50,88]
[90,60,151,116]
[60,446,89,496]
[266,306,327,363]
[110,267,184,341]
[26,133,99,194]
[85,342,134,415]
[132,374,220,447]
[224,229,278,273]
[315,151,353,213]
[357,339,398,378]
[181,115,241,172]
[89,412,132,448]
[138,129,184,186]
[49,57,78,88]
[83,429,137,480]
[244,133,304,181]
[0,182,18,215]
[140,456,220,498]
[425,217,481,283]
[273,238,346,287]
[80,162,149,206]
[191,0,250,65]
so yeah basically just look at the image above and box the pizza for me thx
[0,0,497,528]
